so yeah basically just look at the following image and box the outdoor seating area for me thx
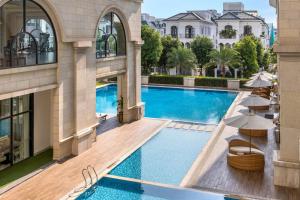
[224,71,279,171]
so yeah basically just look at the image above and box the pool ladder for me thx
[82,165,98,190]
[68,165,99,199]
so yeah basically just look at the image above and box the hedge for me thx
[149,75,184,85]
[195,77,228,88]
[240,79,250,88]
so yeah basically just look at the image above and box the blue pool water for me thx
[77,177,236,200]
[96,84,237,124]
[109,128,211,185]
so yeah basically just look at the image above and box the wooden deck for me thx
[0,118,167,200]
[190,93,300,200]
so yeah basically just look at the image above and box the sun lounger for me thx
[227,139,265,171]
[96,113,108,121]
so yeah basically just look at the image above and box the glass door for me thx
[12,113,30,164]
[0,94,33,170]
[12,95,31,164]
[0,99,11,170]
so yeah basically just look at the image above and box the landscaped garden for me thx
[141,25,277,79]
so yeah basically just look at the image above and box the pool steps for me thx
[167,121,217,133]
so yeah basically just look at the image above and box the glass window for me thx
[13,95,30,115]
[96,12,126,59]
[0,0,57,70]
[171,26,178,38]
[0,99,11,118]
[0,118,11,170]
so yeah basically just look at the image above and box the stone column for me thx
[122,41,144,123]
[72,41,96,156]
[272,0,300,189]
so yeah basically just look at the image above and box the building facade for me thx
[215,2,269,48]
[141,13,165,35]
[162,10,218,48]
[270,0,300,189]
[0,0,143,171]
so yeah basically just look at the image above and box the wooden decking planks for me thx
[0,118,167,200]
[189,92,300,200]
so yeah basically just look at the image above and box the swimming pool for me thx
[96,84,237,124]
[109,128,211,185]
[77,177,236,200]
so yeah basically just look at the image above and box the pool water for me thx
[109,128,211,185]
[77,177,236,200]
[96,84,237,124]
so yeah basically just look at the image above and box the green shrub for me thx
[149,75,184,85]
[240,79,250,88]
[195,77,228,87]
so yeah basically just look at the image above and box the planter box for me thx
[184,77,195,87]
[227,79,240,90]
[141,76,149,85]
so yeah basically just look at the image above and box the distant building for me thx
[215,2,270,49]
[162,10,219,48]
[142,13,165,35]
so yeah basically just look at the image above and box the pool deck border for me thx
[180,91,244,188]
[61,119,171,200]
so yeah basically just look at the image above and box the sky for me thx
[142,0,277,26]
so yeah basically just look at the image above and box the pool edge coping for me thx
[180,91,245,188]
[60,118,171,200]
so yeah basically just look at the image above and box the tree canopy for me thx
[141,25,163,75]
[206,47,241,77]
[234,36,259,77]
[159,35,182,69]
[167,46,197,75]
[191,36,214,69]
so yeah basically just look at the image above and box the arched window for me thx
[244,25,252,36]
[219,43,224,49]
[225,43,231,48]
[225,25,233,31]
[171,26,178,38]
[0,0,57,69]
[96,12,126,59]
[185,42,191,48]
[185,26,194,38]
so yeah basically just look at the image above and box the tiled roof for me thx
[216,11,266,23]
[163,12,214,24]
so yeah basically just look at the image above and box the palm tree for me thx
[205,47,241,77]
[167,47,197,75]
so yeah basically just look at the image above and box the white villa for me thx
[215,2,270,48]
[162,10,219,48]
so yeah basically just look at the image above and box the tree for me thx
[167,46,197,75]
[234,36,259,77]
[255,39,264,68]
[205,47,241,77]
[141,25,163,75]
[262,51,271,71]
[159,36,182,73]
[191,36,214,74]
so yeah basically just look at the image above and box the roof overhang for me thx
[269,0,277,8]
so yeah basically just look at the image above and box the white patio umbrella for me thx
[224,112,276,152]
[253,71,273,78]
[239,94,270,107]
[245,76,273,88]
[250,74,273,81]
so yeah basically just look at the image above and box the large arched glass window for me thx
[171,26,178,38]
[0,0,57,70]
[96,12,126,59]
[185,26,194,38]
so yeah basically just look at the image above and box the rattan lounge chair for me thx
[227,139,265,171]
[239,128,267,137]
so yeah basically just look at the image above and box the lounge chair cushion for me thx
[230,146,264,155]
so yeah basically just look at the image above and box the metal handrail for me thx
[87,165,99,185]
[82,168,93,188]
